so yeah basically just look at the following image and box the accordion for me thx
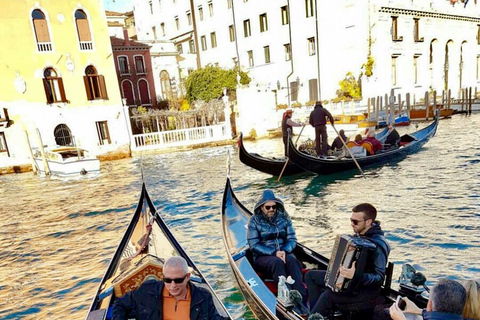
[325,234,376,293]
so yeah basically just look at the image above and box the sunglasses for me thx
[163,276,187,284]
[264,205,277,210]
[350,218,366,225]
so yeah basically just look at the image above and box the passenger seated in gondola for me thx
[384,125,401,148]
[354,134,363,144]
[247,190,307,304]
[362,129,383,154]
[331,129,347,152]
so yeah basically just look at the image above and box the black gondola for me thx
[86,183,232,320]
[221,176,428,320]
[287,118,438,175]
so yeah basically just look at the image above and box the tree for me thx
[184,65,250,103]
[335,72,362,101]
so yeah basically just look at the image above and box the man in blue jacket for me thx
[305,203,391,316]
[309,101,334,157]
[113,256,225,320]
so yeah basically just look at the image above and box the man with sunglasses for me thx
[305,203,391,317]
[112,256,225,320]
[247,189,307,305]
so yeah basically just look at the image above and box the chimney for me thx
[123,29,130,46]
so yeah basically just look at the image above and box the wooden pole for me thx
[277,125,306,181]
[424,91,429,120]
[447,89,451,109]
[24,130,38,175]
[406,93,411,120]
[367,98,371,118]
[469,87,473,115]
[461,89,465,112]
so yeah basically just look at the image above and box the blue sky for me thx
[103,0,133,12]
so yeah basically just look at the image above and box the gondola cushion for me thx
[112,254,164,297]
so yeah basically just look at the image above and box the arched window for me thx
[122,80,135,105]
[75,10,93,50]
[138,79,151,105]
[83,65,108,100]
[160,70,172,100]
[43,68,67,103]
[32,9,52,52]
[54,124,73,146]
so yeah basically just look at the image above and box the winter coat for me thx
[422,310,465,320]
[360,222,391,288]
[112,279,225,320]
[247,190,297,262]
[309,105,334,127]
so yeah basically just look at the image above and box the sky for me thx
[103,0,133,12]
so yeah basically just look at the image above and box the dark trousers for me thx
[255,253,307,301]
[283,135,288,156]
[314,126,328,156]
[306,270,381,316]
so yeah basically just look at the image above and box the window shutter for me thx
[33,19,50,42]
[98,75,109,100]
[309,79,318,101]
[57,78,67,102]
[83,76,93,100]
[104,122,111,144]
[290,81,298,101]
[42,79,54,103]
[76,19,92,41]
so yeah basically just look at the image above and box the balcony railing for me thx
[37,42,52,52]
[79,41,93,51]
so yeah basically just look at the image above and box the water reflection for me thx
[0,114,479,319]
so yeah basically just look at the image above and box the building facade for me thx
[0,0,131,169]
[131,0,480,107]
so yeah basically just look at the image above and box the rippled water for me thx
[1,113,479,320]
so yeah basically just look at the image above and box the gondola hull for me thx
[86,184,231,320]
[221,177,428,320]
[288,118,438,175]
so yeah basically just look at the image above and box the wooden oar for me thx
[277,124,306,182]
[331,124,366,179]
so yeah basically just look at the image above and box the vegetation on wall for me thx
[184,65,250,103]
[333,72,362,102]
[363,55,375,77]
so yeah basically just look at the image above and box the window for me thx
[414,55,419,84]
[43,68,67,103]
[305,0,314,18]
[247,50,254,67]
[477,55,480,80]
[138,79,151,105]
[281,6,289,25]
[0,132,8,156]
[227,0,232,9]
[229,25,235,42]
[135,56,146,74]
[122,80,135,105]
[149,1,153,14]
[284,43,291,61]
[264,46,270,63]
[187,11,192,25]
[392,16,402,41]
[290,81,298,101]
[201,35,207,51]
[160,70,172,99]
[32,9,52,52]
[118,56,130,75]
[477,25,480,45]
[75,10,93,50]
[198,6,203,21]
[84,65,108,100]
[210,32,217,48]
[54,124,73,146]
[175,16,179,30]
[177,43,183,54]
[392,56,398,85]
[259,13,268,32]
[413,18,423,42]
[161,22,166,36]
[152,26,157,39]
[96,121,111,145]
[189,39,196,53]
[308,37,316,56]
[208,1,214,17]
[243,19,251,37]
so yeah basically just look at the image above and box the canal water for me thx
[0,113,479,320]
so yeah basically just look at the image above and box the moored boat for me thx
[287,118,438,175]
[86,183,232,320]
[409,106,455,119]
[33,146,100,176]
[221,177,428,320]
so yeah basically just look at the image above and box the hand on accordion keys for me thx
[339,261,356,280]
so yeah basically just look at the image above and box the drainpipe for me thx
[231,0,241,67]
[189,0,201,69]
[286,0,294,106]
[315,0,321,101]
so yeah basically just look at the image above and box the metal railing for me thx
[37,42,52,52]
[79,41,93,51]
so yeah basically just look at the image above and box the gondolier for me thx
[309,102,334,157]
[282,107,303,156]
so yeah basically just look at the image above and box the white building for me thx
[132,0,480,106]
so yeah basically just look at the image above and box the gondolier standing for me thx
[282,107,303,156]
[309,101,334,157]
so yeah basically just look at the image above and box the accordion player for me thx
[324,234,377,293]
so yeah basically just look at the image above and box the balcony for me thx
[37,42,52,52]
[79,41,93,51]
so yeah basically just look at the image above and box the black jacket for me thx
[360,223,391,288]
[112,280,225,320]
[309,105,334,127]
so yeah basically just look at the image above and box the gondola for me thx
[86,183,232,320]
[287,117,438,175]
[238,127,389,177]
[221,176,428,320]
